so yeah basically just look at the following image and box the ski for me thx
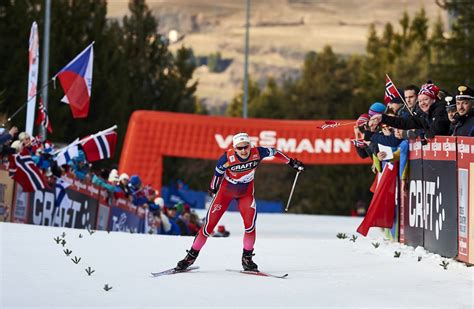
[151,266,199,277]
[225,269,288,279]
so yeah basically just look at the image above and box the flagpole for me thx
[386,74,414,117]
[40,0,52,140]
[1,79,54,127]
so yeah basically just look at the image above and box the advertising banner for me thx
[108,203,143,233]
[421,136,458,258]
[96,190,111,231]
[457,136,474,264]
[0,169,15,222]
[402,140,424,248]
[96,204,110,231]
[12,183,29,223]
[28,186,98,229]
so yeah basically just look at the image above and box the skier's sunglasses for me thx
[235,144,250,150]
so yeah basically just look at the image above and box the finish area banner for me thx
[120,111,369,188]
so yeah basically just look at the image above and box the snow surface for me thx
[1,212,473,308]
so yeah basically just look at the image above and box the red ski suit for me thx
[191,146,290,251]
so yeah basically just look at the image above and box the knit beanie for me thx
[418,83,440,100]
[356,113,370,126]
[368,102,386,117]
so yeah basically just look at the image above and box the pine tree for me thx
[440,0,474,85]
[0,0,197,159]
[0,0,42,126]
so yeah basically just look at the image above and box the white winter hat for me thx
[232,132,250,147]
[154,197,165,208]
[108,169,119,182]
[119,173,129,182]
[11,140,22,151]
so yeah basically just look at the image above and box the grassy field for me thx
[107,0,446,111]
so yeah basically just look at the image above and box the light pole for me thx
[243,0,250,118]
[40,0,51,139]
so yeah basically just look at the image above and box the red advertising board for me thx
[457,136,474,264]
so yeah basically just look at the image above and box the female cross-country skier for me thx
[175,132,305,271]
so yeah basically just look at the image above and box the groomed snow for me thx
[1,212,473,308]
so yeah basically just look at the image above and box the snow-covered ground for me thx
[1,212,473,308]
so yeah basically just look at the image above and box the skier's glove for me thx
[289,158,305,172]
[208,187,218,197]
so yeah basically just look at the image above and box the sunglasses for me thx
[235,144,250,150]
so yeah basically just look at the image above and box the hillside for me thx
[107,0,447,112]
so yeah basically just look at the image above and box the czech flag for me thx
[56,43,94,118]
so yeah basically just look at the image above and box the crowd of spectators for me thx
[352,82,473,210]
[0,128,226,237]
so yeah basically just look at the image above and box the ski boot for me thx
[175,248,200,271]
[242,249,258,271]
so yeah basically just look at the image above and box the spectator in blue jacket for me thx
[68,150,90,181]
[165,204,181,235]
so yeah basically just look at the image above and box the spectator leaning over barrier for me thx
[10,140,22,154]
[368,104,404,149]
[108,169,119,185]
[0,126,18,147]
[396,85,422,140]
[143,186,159,214]
[18,132,41,155]
[387,89,410,119]
[404,85,420,113]
[0,126,18,159]
[91,169,116,195]
[445,95,458,135]
[128,175,148,206]
[114,173,131,199]
[363,102,387,173]
[370,82,450,139]
[452,85,474,137]
[68,149,90,181]
[352,114,373,159]
[165,204,181,235]
[188,211,202,236]
[154,196,172,233]
[176,207,191,236]
[150,211,164,235]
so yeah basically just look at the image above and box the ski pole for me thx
[285,170,301,212]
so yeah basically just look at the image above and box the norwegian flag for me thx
[35,99,53,133]
[351,139,366,148]
[317,120,355,130]
[81,131,117,162]
[384,74,401,104]
[8,149,48,192]
[317,121,341,130]
[357,162,398,236]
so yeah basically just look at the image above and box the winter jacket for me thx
[381,100,450,138]
[453,113,474,136]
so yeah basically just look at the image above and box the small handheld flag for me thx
[384,74,401,104]
[35,99,52,133]
[317,120,355,130]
